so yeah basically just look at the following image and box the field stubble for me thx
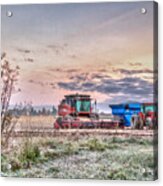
[1,116,157,180]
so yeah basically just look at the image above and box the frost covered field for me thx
[1,134,157,180]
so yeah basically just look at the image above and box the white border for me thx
[0,0,162,186]
[0,0,160,5]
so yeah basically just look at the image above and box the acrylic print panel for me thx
[1,1,158,180]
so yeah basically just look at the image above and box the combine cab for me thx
[58,94,93,117]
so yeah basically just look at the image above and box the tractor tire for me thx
[145,117,153,129]
[138,117,144,129]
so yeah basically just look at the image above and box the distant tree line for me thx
[9,105,57,116]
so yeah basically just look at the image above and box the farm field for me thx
[1,117,157,180]
[14,115,114,130]
[15,116,55,130]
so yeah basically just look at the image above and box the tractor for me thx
[134,103,157,129]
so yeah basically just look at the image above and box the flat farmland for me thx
[2,116,157,180]
[1,135,157,180]
[15,116,55,130]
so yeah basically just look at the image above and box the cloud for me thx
[24,58,34,63]
[82,82,95,88]
[17,49,31,54]
[29,79,34,83]
[47,43,68,55]
[47,67,79,74]
[66,69,79,73]
[28,79,57,90]
[57,82,81,91]
[69,73,89,82]
[91,73,111,79]
[47,43,78,59]
[57,76,153,100]
[47,67,62,72]
[113,68,153,75]
[129,62,142,66]
[68,54,77,59]
[98,69,108,73]
[28,79,47,87]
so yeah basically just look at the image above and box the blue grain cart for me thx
[109,103,142,127]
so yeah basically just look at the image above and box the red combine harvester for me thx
[54,94,119,129]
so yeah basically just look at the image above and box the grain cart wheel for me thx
[131,115,144,129]
[131,115,139,129]
[138,117,144,129]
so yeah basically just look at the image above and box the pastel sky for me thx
[1,2,155,112]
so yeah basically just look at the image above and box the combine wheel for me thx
[64,115,74,129]
[56,116,63,128]
[131,115,138,129]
